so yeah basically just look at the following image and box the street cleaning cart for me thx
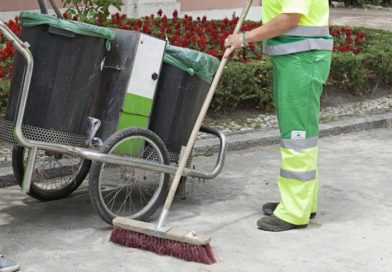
[0,0,233,225]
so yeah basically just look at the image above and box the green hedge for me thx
[212,61,273,112]
[0,81,9,117]
[212,27,392,112]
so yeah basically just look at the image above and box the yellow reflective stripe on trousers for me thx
[263,38,334,56]
[280,146,318,173]
[285,26,330,37]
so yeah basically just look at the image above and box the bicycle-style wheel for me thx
[88,128,171,225]
[12,146,91,201]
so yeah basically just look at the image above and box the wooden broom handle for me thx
[158,0,254,228]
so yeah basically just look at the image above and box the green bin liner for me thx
[19,11,115,50]
[163,45,220,84]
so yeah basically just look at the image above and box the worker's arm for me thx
[224,13,302,53]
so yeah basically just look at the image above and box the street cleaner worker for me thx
[225,0,333,231]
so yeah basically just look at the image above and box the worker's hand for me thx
[224,33,243,49]
[224,33,243,57]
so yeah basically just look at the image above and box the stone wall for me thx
[0,0,63,20]
[181,0,261,11]
[123,0,180,18]
[0,0,260,21]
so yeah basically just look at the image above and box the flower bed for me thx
[108,10,263,62]
[0,18,19,115]
[107,11,367,61]
[0,11,390,115]
[0,18,19,81]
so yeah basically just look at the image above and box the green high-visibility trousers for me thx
[271,50,332,225]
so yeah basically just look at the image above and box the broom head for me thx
[110,217,216,265]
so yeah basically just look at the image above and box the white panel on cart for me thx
[126,34,166,99]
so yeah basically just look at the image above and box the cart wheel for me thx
[12,146,91,201]
[89,128,171,225]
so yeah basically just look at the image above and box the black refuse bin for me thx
[149,45,219,158]
[5,12,114,140]
[91,28,138,142]
[92,29,166,142]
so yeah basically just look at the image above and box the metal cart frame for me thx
[0,21,227,194]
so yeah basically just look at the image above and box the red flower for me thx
[119,24,131,30]
[111,14,119,24]
[356,32,365,39]
[207,49,220,57]
[142,24,152,34]
[355,36,364,45]
[352,46,361,54]
[338,44,351,52]
[134,19,142,27]
[0,66,5,79]
[171,36,182,46]
[199,36,207,50]
[181,37,190,47]
[8,63,14,78]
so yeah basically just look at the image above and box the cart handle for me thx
[0,22,34,150]
[37,0,63,18]
[38,0,48,14]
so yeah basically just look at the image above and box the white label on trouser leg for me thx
[291,131,306,140]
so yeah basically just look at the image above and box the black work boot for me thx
[257,216,307,232]
[262,202,317,219]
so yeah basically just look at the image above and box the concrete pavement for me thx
[330,7,392,30]
[1,127,392,271]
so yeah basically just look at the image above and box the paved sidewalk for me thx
[1,127,392,272]
[182,6,392,30]
[330,7,392,30]
[1,109,392,187]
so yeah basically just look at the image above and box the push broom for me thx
[110,0,253,264]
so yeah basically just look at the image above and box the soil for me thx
[321,85,391,107]
[206,86,392,122]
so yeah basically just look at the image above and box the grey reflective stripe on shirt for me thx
[263,39,334,56]
[281,137,318,150]
[280,169,317,182]
[285,26,330,37]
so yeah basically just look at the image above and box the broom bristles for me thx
[110,226,216,265]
